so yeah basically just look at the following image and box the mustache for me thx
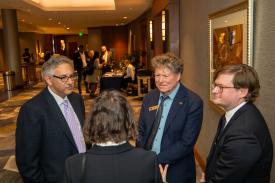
[65,84,74,89]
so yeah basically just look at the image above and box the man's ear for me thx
[239,88,249,98]
[177,73,181,82]
[44,76,52,86]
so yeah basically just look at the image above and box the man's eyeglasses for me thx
[52,72,78,83]
[212,83,237,93]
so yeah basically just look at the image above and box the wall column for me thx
[1,9,23,87]
[168,0,180,56]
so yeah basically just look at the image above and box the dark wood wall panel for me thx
[102,26,128,61]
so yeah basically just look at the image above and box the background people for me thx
[44,49,53,62]
[100,45,112,74]
[73,45,89,94]
[85,49,95,95]
[64,90,164,183]
[16,55,86,183]
[22,48,31,64]
[201,64,273,183]
[122,59,135,91]
[89,51,102,97]
[137,53,203,183]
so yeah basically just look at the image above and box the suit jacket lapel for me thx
[206,115,225,170]
[219,102,249,136]
[44,89,78,151]
[163,84,186,133]
[206,103,250,168]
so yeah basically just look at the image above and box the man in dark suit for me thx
[137,53,203,183]
[201,64,273,183]
[73,45,89,94]
[16,55,86,183]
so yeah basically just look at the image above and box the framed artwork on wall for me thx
[208,0,255,112]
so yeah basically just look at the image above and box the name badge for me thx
[149,105,159,111]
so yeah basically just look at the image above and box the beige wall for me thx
[180,0,275,181]
[254,1,275,181]
[0,29,5,71]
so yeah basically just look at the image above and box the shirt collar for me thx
[47,86,68,106]
[95,140,127,147]
[225,101,247,123]
[160,83,180,101]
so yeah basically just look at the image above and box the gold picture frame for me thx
[208,0,255,112]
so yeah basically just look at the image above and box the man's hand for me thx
[199,172,206,183]
[159,164,169,183]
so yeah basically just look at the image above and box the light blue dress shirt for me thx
[151,83,180,154]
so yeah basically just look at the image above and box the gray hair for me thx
[41,55,74,78]
[151,52,183,74]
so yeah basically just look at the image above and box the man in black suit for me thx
[73,45,89,94]
[16,55,86,183]
[137,53,203,183]
[201,64,273,183]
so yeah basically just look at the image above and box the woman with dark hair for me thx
[63,90,167,183]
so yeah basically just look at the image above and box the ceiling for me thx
[0,0,153,34]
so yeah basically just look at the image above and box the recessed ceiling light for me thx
[115,24,119,26]
[48,18,53,21]
[66,27,70,30]
[123,16,127,19]
[224,20,228,23]
[58,22,61,24]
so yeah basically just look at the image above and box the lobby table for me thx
[100,71,123,92]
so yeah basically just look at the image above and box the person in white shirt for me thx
[122,59,135,91]
[100,45,112,74]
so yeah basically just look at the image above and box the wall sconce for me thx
[161,10,166,41]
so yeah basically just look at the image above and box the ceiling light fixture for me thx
[24,0,116,11]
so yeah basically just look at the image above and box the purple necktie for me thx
[63,100,86,153]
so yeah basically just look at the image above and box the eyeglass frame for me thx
[52,72,78,83]
[212,83,238,93]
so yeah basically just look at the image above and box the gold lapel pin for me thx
[149,105,159,111]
